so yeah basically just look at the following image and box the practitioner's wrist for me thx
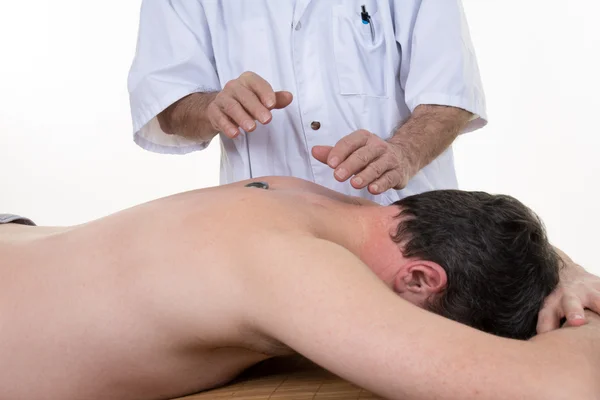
[158,92,220,142]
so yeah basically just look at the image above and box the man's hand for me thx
[312,105,472,195]
[158,71,293,141]
[312,130,414,194]
[537,249,600,333]
[206,71,293,138]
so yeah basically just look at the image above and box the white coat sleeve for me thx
[127,0,221,154]
[395,0,487,133]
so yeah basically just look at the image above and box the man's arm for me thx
[312,105,472,194]
[157,72,293,142]
[128,0,221,153]
[128,2,292,152]
[312,0,487,194]
[312,105,473,194]
[537,246,600,332]
[387,104,473,180]
[157,92,219,143]
[247,237,598,400]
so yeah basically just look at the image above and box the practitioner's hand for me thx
[312,130,415,194]
[537,251,600,333]
[207,71,293,138]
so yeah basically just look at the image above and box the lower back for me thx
[0,193,303,399]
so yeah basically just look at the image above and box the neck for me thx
[319,203,402,285]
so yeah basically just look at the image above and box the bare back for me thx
[0,177,372,400]
[2,178,600,400]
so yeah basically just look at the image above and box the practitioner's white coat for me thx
[128,0,487,203]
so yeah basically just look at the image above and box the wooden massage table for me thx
[174,355,383,399]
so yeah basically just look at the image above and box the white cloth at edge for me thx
[127,0,487,204]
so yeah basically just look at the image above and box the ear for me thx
[394,260,447,301]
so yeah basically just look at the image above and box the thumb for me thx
[312,145,333,165]
[272,91,293,109]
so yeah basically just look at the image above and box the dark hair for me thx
[392,190,561,340]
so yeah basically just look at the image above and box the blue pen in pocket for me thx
[361,5,375,43]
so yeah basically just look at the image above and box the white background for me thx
[0,1,598,274]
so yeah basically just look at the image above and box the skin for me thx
[157,71,469,194]
[312,105,473,194]
[157,72,293,142]
[157,71,600,326]
[538,248,600,332]
[0,177,599,400]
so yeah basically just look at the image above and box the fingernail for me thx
[335,168,347,180]
[229,128,239,137]
[572,314,585,320]
[370,184,379,193]
[259,113,270,124]
[243,121,255,131]
[329,157,340,168]
[352,177,363,186]
[265,98,275,108]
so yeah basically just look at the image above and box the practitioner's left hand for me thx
[537,255,600,333]
[312,130,414,194]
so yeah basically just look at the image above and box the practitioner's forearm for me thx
[157,92,220,142]
[388,105,472,178]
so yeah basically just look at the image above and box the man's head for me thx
[388,190,561,340]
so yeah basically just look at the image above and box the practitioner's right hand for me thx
[208,71,293,138]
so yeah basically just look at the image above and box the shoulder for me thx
[238,233,383,315]
[242,234,365,282]
[241,232,395,332]
[238,176,377,207]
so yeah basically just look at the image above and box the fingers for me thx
[239,71,277,108]
[209,72,293,138]
[218,92,258,133]
[350,155,391,189]
[233,83,274,125]
[327,130,371,169]
[325,131,408,191]
[537,269,600,334]
[312,146,333,165]
[335,142,386,183]
[536,304,562,334]
[327,130,372,177]
[368,169,405,194]
[274,91,294,109]
[536,292,587,334]
[207,102,240,139]
[561,293,587,327]
[222,78,271,125]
